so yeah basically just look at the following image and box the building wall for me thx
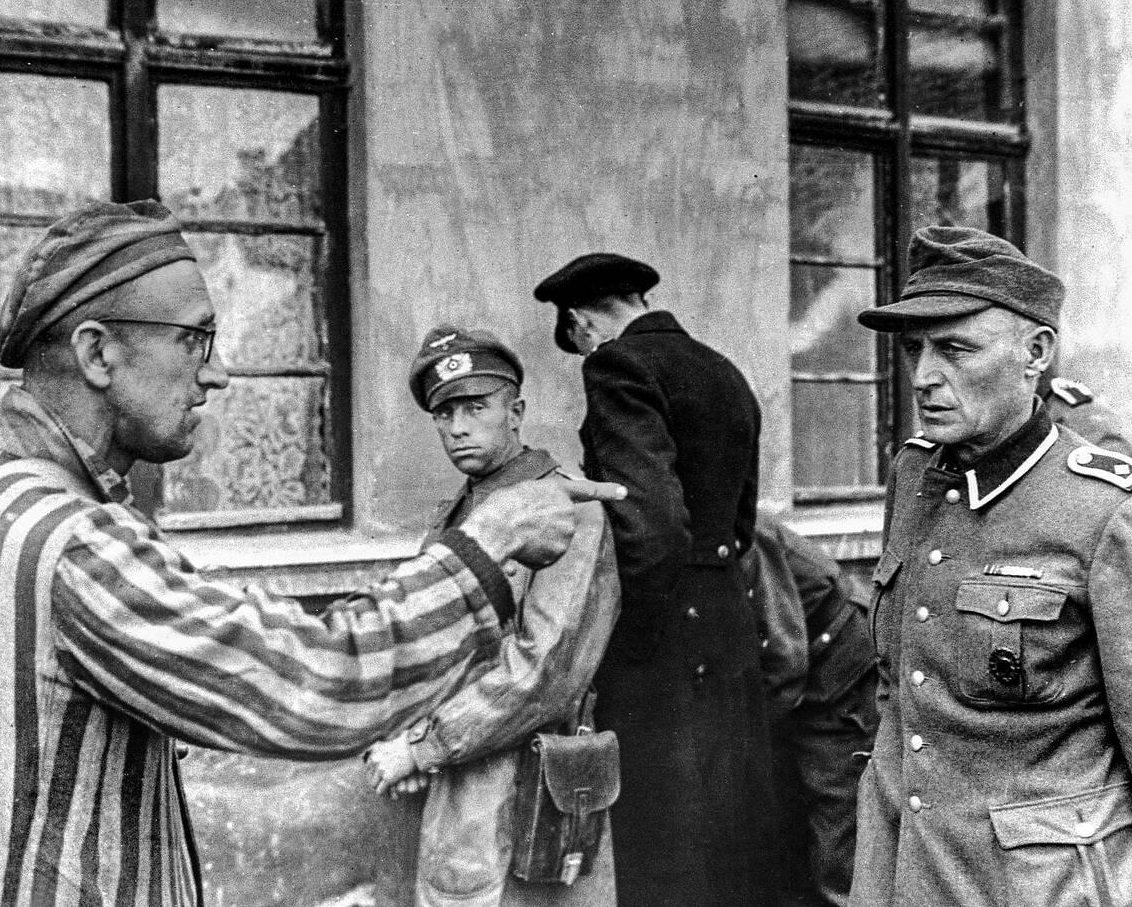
[350,0,792,540]
[1032,2,1132,432]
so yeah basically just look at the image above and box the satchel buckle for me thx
[559,852,583,885]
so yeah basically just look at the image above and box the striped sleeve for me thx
[50,503,510,759]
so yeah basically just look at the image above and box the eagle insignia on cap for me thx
[435,353,472,381]
[428,332,458,350]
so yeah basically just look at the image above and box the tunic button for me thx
[996,598,1010,616]
[1077,450,1094,466]
[1074,819,1097,838]
[927,549,943,565]
[819,632,832,645]
[910,734,924,752]
[909,796,923,813]
[916,606,930,623]
[911,670,926,686]
[945,488,961,504]
[717,545,730,560]
[686,607,700,620]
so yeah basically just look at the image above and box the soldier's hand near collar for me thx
[461,477,625,569]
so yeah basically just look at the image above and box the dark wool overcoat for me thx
[579,310,781,907]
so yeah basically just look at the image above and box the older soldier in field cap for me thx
[364,324,619,906]
[0,201,623,906]
[852,225,1132,907]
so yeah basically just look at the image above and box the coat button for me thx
[819,632,832,645]
[927,549,943,565]
[910,734,924,752]
[909,795,923,813]
[694,663,707,678]
[911,670,926,686]
[945,488,961,504]
[686,607,700,620]
[717,545,730,560]
[916,606,930,623]
[996,598,1010,616]
[747,588,755,600]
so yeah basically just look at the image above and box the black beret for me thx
[858,225,1064,332]
[408,324,523,411]
[534,253,660,353]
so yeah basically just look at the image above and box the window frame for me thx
[0,0,353,529]
[788,0,1027,504]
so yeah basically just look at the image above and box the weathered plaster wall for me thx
[1034,3,1132,430]
[352,0,791,536]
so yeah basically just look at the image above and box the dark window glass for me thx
[788,0,882,107]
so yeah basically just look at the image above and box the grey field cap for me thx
[858,225,1065,332]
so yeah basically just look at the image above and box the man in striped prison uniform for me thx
[0,200,623,906]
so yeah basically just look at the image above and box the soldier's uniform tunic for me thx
[852,403,1132,906]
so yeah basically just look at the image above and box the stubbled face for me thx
[430,386,524,478]
[898,307,1039,461]
[106,260,229,468]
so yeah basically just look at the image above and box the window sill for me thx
[778,500,884,563]
[168,502,886,599]
[170,526,425,598]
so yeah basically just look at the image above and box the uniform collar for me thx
[938,402,1058,511]
[0,385,132,505]
[619,309,685,338]
[467,446,559,497]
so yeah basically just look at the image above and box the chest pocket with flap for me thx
[953,579,1068,705]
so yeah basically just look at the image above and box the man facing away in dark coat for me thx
[535,253,781,907]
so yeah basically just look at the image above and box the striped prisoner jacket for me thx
[0,387,514,905]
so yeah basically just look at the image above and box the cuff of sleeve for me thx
[439,528,516,626]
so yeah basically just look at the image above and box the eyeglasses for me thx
[100,318,217,363]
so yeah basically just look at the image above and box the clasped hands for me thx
[363,733,428,799]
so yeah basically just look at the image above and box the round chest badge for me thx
[988,647,1022,686]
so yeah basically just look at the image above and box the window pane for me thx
[0,75,110,216]
[159,86,321,222]
[910,156,1007,235]
[910,15,1006,120]
[161,376,332,516]
[792,381,879,488]
[790,145,875,259]
[788,0,881,107]
[185,232,321,368]
[157,0,317,43]
[790,265,877,373]
[0,0,106,28]
[910,0,991,15]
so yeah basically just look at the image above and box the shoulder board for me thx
[1050,376,1095,407]
[903,434,938,450]
[1067,445,1132,491]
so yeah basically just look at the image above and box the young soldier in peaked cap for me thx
[853,225,1132,907]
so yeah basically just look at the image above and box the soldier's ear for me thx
[1024,325,1057,376]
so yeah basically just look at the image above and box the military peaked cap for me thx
[534,252,660,353]
[858,225,1064,332]
[408,324,523,411]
